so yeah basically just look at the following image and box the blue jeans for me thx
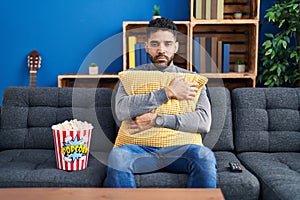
[105,144,217,188]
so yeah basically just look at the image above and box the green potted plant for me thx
[89,63,98,75]
[153,5,161,19]
[234,59,246,72]
[233,10,242,19]
[258,0,300,87]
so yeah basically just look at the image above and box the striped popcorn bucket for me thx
[52,129,92,171]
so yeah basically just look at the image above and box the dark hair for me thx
[147,17,177,39]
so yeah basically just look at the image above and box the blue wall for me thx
[0,0,274,105]
[259,0,278,46]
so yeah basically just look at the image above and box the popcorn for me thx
[52,119,93,171]
[51,119,93,131]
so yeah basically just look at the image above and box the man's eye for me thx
[150,42,159,47]
[165,42,173,46]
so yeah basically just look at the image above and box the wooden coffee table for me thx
[1,188,224,200]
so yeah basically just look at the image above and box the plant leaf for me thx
[270,65,277,71]
[265,49,273,56]
[263,40,272,48]
[265,33,274,38]
[282,40,287,49]
[265,79,273,86]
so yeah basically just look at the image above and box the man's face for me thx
[145,30,178,68]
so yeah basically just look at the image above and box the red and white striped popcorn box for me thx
[52,129,92,171]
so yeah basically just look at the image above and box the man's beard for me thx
[148,53,174,68]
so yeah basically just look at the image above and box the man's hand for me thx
[166,76,199,100]
[129,113,157,134]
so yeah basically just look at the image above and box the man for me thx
[106,17,217,188]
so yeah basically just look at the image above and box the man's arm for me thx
[115,77,211,134]
[161,86,212,133]
[114,81,168,121]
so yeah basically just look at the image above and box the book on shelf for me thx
[201,0,206,19]
[210,37,218,73]
[205,37,212,72]
[128,36,136,68]
[195,0,206,19]
[193,37,201,72]
[135,43,141,67]
[217,41,223,72]
[193,37,207,73]
[205,0,211,20]
[217,0,224,19]
[134,43,150,67]
[194,36,225,73]
[194,0,224,20]
[222,43,230,73]
[140,43,150,65]
[205,37,219,73]
[129,37,150,68]
[195,0,202,19]
[200,37,206,73]
[211,0,217,19]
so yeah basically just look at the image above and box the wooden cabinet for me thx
[189,0,260,89]
[122,0,260,89]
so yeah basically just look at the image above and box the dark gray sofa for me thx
[232,88,300,200]
[0,86,299,200]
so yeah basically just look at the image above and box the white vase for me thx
[89,66,98,75]
[234,64,245,73]
[152,15,161,20]
[234,13,242,19]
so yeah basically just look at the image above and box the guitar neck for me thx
[30,71,37,87]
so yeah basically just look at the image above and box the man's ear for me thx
[174,41,179,53]
[145,42,149,53]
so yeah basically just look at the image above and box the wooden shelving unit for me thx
[122,0,260,89]
[189,0,260,88]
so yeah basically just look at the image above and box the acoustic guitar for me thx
[27,50,41,87]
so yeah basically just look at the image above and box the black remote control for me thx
[229,162,243,173]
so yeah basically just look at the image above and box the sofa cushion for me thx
[0,149,106,187]
[135,151,259,200]
[238,152,300,200]
[0,87,117,152]
[232,88,300,152]
[205,87,234,151]
[215,152,260,200]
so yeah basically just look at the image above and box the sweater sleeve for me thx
[114,81,169,121]
[161,86,212,134]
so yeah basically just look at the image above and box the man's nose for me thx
[157,44,167,52]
